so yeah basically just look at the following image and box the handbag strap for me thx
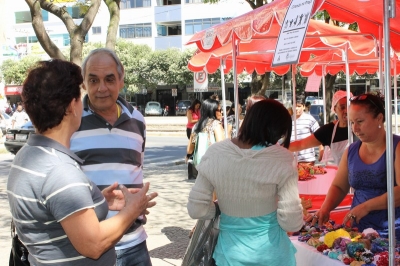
[11,219,16,238]
[214,201,221,217]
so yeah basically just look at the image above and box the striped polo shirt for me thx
[70,95,146,250]
[291,112,320,162]
[7,134,114,266]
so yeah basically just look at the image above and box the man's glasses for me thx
[349,94,383,112]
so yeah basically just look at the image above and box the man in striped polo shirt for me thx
[70,48,150,266]
[290,97,323,164]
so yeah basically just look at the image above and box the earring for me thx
[379,125,381,129]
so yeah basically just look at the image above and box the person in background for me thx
[245,94,266,113]
[187,99,303,265]
[186,99,201,139]
[304,101,311,114]
[210,94,219,101]
[186,98,225,161]
[291,97,322,164]
[226,102,243,139]
[70,48,153,266]
[11,104,29,128]
[313,93,400,239]
[289,90,353,166]
[7,59,157,266]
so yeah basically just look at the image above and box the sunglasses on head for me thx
[349,94,383,111]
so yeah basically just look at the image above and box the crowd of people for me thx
[6,47,400,265]
[186,91,400,264]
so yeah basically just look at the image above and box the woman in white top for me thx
[187,99,303,266]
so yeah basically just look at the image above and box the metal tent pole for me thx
[344,44,353,145]
[322,66,326,125]
[394,56,398,135]
[220,58,228,138]
[232,36,240,138]
[384,0,396,265]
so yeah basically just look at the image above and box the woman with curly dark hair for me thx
[7,59,157,266]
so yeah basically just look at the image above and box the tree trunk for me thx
[26,0,101,64]
[250,71,270,96]
[26,0,66,60]
[104,0,121,50]
[325,73,337,122]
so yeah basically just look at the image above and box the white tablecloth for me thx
[298,165,338,195]
[291,236,344,266]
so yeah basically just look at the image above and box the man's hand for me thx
[102,182,141,211]
[120,182,158,218]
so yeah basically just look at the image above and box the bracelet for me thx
[186,154,192,158]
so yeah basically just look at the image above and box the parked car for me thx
[129,102,138,109]
[0,111,12,135]
[144,101,163,116]
[5,121,35,155]
[176,100,192,116]
[305,96,323,105]
[310,104,324,126]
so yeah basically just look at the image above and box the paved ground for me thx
[0,152,193,266]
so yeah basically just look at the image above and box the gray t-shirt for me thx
[7,134,114,266]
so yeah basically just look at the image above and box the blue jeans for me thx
[116,241,152,266]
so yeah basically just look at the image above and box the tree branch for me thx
[80,0,101,34]
[38,0,76,34]
[245,0,256,10]
[25,0,65,59]
[104,0,120,50]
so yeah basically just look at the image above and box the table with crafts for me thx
[297,165,352,221]
[291,236,344,266]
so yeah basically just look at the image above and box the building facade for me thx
[2,0,252,108]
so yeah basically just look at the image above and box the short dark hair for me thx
[238,99,292,148]
[22,59,82,133]
[296,97,305,105]
[194,98,219,134]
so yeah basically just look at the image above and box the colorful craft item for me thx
[298,163,327,181]
[324,229,351,248]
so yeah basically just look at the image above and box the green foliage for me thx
[0,56,41,85]
[114,39,153,92]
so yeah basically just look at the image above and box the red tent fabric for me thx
[300,50,400,77]
[188,19,377,75]
[320,0,400,53]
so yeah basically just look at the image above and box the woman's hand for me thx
[311,208,331,227]
[342,204,369,225]
[102,182,141,211]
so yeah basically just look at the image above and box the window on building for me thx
[185,18,220,35]
[92,27,101,35]
[15,10,48,23]
[120,23,152,38]
[121,0,151,9]
[66,6,85,19]
[185,0,203,3]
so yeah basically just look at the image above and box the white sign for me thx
[272,0,315,67]
[193,70,208,92]
[171,88,177,96]
[202,28,216,50]
[305,72,321,92]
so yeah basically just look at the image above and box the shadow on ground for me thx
[149,226,191,260]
